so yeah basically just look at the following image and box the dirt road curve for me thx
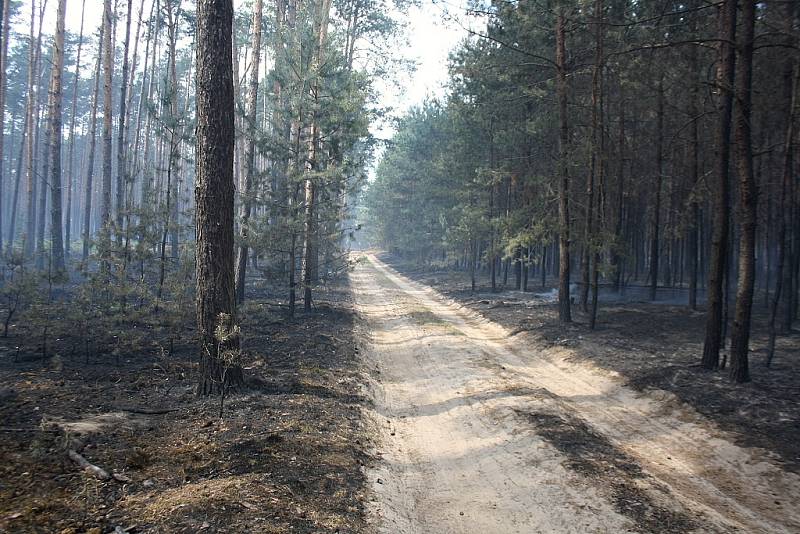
[353,254,800,534]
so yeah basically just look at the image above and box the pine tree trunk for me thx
[24,0,40,258]
[196,0,242,395]
[115,0,133,249]
[767,67,798,367]
[83,20,104,262]
[47,0,67,274]
[7,111,26,252]
[36,69,50,271]
[301,0,333,311]
[0,0,9,253]
[100,0,114,262]
[234,0,263,303]
[701,0,737,370]
[650,73,664,302]
[729,0,756,383]
[65,0,86,261]
[555,8,571,323]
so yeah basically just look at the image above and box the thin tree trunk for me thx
[650,73,664,302]
[65,0,86,261]
[7,111,27,252]
[556,8,571,323]
[83,21,104,262]
[0,0,10,252]
[589,0,604,330]
[115,0,133,248]
[234,0,263,303]
[24,0,40,258]
[767,67,798,367]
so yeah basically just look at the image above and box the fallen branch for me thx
[68,450,111,480]
[114,406,179,415]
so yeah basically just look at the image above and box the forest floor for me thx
[378,253,800,476]
[358,252,800,533]
[0,277,370,534]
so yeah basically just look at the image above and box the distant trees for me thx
[367,0,800,383]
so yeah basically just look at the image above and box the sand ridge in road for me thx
[354,254,800,534]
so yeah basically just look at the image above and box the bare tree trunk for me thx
[729,0,756,383]
[7,111,27,252]
[196,0,242,394]
[612,87,625,293]
[688,27,700,310]
[100,0,114,263]
[65,0,86,261]
[701,0,737,370]
[767,67,798,367]
[36,52,51,271]
[588,0,604,330]
[234,0,263,303]
[47,0,68,274]
[0,0,10,252]
[556,8,571,323]
[649,73,664,302]
[166,1,180,261]
[301,0,333,312]
[24,0,40,258]
[115,0,133,248]
[83,21,104,262]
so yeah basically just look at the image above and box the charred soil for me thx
[0,277,369,534]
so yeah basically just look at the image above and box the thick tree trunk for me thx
[701,0,736,370]
[729,0,756,383]
[100,0,114,261]
[196,0,243,395]
[47,0,67,274]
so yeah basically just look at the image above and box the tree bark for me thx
[65,0,86,261]
[650,73,664,302]
[234,0,263,303]
[0,0,10,253]
[83,20,104,262]
[115,0,134,248]
[701,0,736,370]
[100,0,114,261]
[196,0,243,395]
[555,8,571,323]
[729,0,756,383]
[47,0,68,274]
[24,0,40,258]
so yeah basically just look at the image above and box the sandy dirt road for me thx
[353,254,800,534]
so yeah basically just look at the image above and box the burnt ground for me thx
[0,276,370,534]
[379,253,800,475]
